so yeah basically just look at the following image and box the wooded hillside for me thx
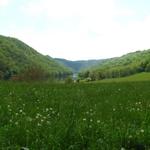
[0,35,72,80]
[79,50,150,80]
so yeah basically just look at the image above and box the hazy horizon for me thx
[1,0,150,60]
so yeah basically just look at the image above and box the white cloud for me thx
[0,0,11,7]
[6,0,150,60]
[22,0,115,18]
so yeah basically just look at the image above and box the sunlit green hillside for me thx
[98,72,150,83]
[79,50,150,81]
[0,35,72,80]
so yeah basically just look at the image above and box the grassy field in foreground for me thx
[0,81,150,149]
[98,72,150,83]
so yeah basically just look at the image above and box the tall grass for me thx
[0,81,150,149]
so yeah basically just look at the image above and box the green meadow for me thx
[0,81,150,149]
[98,72,150,83]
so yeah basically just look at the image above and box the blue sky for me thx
[0,0,150,60]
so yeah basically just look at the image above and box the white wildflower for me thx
[140,129,144,133]
[15,122,18,125]
[113,108,116,111]
[37,123,41,126]
[97,120,100,123]
[83,118,86,121]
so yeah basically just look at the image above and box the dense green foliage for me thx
[55,58,104,73]
[79,50,150,80]
[0,35,72,80]
[0,81,150,149]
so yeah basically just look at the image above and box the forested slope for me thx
[0,35,72,80]
[79,50,150,80]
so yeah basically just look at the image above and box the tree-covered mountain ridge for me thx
[0,35,72,80]
[54,58,105,73]
[79,49,150,80]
